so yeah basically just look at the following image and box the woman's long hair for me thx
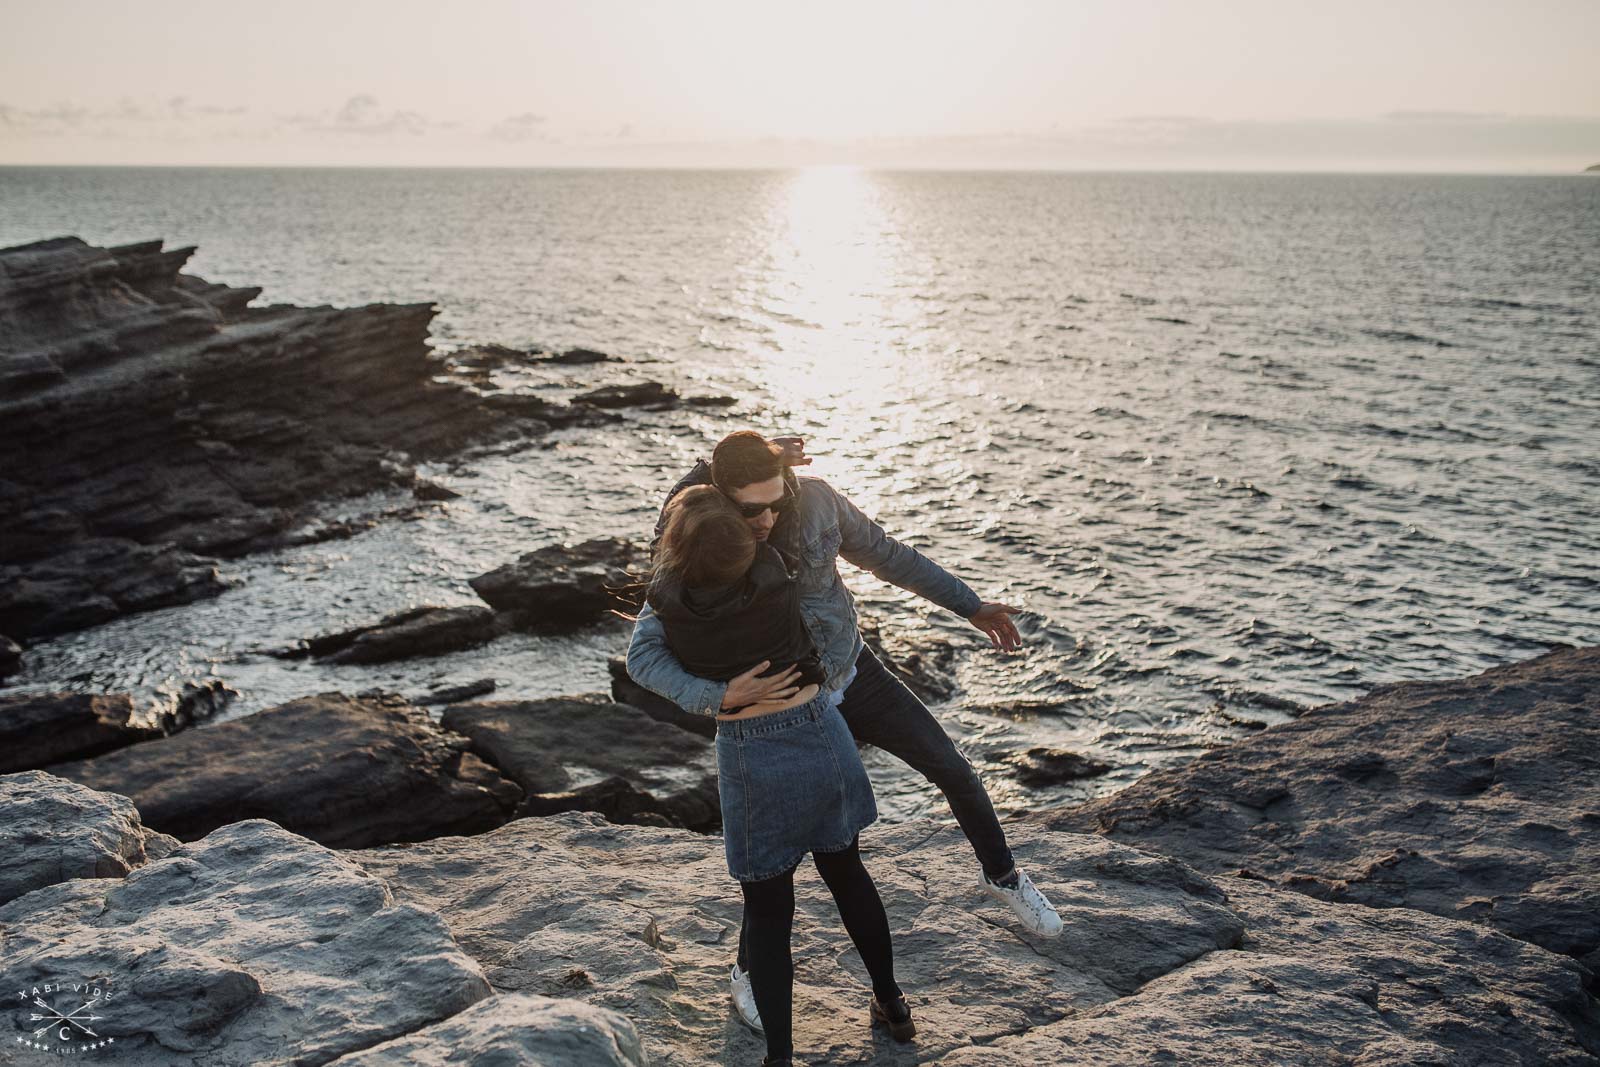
[653,485,756,590]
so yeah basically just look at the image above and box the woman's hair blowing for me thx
[654,485,756,589]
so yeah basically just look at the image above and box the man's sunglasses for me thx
[728,485,795,519]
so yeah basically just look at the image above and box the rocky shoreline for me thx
[3,647,1597,1064]
[3,237,1596,1063]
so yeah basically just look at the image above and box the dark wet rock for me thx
[0,538,233,638]
[0,770,178,905]
[0,633,21,680]
[290,605,506,665]
[413,479,461,501]
[607,655,716,739]
[440,695,719,831]
[357,810,1597,1065]
[417,677,499,706]
[0,237,547,641]
[164,678,238,732]
[0,817,493,1065]
[683,394,738,408]
[0,692,162,773]
[547,346,619,365]
[965,697,1079,717]
[858,614,958,703]
[572,381,679,410]
[1006,746,1113,786]
[1047,644,1600,970]
[47,691,521,847]
[325,992,645,1066]
[470,537,646,628]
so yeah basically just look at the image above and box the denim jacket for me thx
[628,462,982,715]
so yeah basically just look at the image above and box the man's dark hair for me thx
[711,430,784,492]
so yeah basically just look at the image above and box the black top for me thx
[646,541,825,706]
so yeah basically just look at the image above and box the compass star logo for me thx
[11,979,120,1056]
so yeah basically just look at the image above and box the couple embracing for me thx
[628,430,1061,1066]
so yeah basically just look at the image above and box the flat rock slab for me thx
[934,877,1598,1066]
[441,695,719,831]
[292,604,505,664]
[47,691,520,848]
[325,992,645,1066]
[0,691,160,773]
[356,814,1244,1066]
[0,818,492,1065]
[470,537,646,628]
[358,813,1597,1065]
[1046,644,1600,969]
[0,770,177,906]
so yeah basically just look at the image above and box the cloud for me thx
[487,111,549,141]
[278,94,453,136]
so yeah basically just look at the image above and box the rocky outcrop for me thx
[0,692,160,772]
[1005,746,1113,786]
[0,237,547,641]
[0,634,21,680]
[285,605,506,665]
[357,811,1598,1066]
[573,382,679,410]
[441,695,720,831]
[1046,644,1600,974]
[0,770,176,906]
[324,993,645,1066]
[46,691,520,847]
[0,815,495,1065]
[469,537,646,628]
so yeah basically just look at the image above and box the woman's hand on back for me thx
[720,660,802,711]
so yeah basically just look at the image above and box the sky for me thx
[2,0,1597,171]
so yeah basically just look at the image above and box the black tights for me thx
[739,835,900,1062]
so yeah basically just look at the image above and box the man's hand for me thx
[771,436,812,466]
[720,660,802,709]
[967,602,1024,652]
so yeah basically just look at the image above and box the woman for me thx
[643,484,914,1066]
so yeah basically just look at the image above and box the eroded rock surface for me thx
[47,691,520,847]
[325,992,645,1066]
[0,771,176,906]
[0,237,540,640]
[0,818,492,1065]
[358,812,1597,1064]
[1046,644,1600,971]
[441,695,719,831]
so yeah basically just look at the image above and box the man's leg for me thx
[835,645,1015,880]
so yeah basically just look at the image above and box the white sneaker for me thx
[981,868,1064,938]
[730,964,764,1032]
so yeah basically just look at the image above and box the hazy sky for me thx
[3,0,1597,170]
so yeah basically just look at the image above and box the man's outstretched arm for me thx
[830,486,1023,650]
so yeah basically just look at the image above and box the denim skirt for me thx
[715,686,878,883]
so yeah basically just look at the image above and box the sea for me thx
[3,166,1597,818]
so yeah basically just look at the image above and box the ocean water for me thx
[3,167,1597,817]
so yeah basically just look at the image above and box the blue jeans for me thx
[737,644,1014,969]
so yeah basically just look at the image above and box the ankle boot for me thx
[870,993,916,1041]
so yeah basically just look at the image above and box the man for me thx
[628,430,1062,1033]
